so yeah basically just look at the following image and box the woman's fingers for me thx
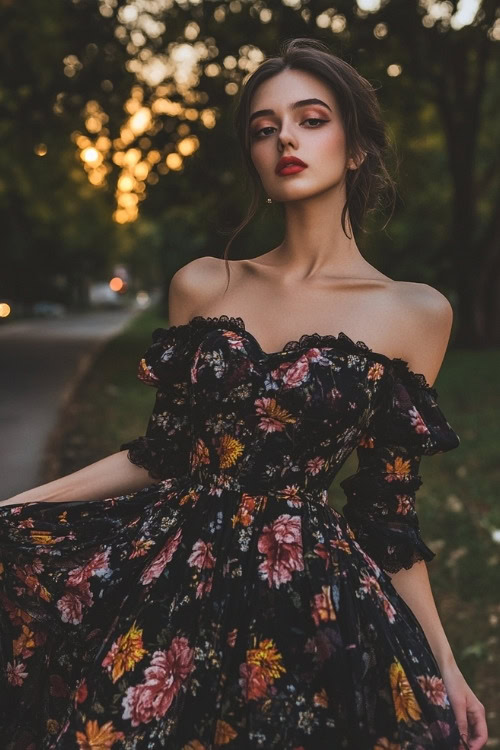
[466,698,488,750]
[455,700,469,749]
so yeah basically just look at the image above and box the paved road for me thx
[0,307,139,499]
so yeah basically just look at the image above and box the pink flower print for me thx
[276,485,302,506]
[190,347,202,384]
[381,595,397,623]
[417,674,450,708]
[187,539,216,570]
[396,494,413,515]
[358,571,382,598]
[137,357,160,386]
[18,518,35,528]
[255,397,296,434]
[408,406,430,435]
[6,660,29,686]
[238,661,268,702]
[223,330,246,352]
[121,637,195,726]
[257,514,304,588]
[306,456,325,475]
[280,352,315,389]
[140,527,183,585]
[196,574,213,599]
[56,581,93,625]
[67,548,111,586]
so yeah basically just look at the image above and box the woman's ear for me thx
[348,150,367,170]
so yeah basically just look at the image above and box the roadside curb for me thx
[40,309,141,483]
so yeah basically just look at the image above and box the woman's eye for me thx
[303,117,327,127]
[251,118,328,139]
[251,126,275,139]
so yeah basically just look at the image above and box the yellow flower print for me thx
[214,718,238,745]
[190,437,210,470]
[385,456,412,482]
[374,739,401,750]
[389,659,422,723]
[75,719,125,749]
[101,621,148,683]
[181,741,206,750]
[46,718,60,734]
[255,397,296,433]
[29,530,57,545]
[367,362,385,381]
[137,357,159,386]
[231,493,262,528]
[217,434,244,469]
[311,584,337,626]
[129,538,155,559]
[246,638,286,681]
[330,539,352,554]
[179,488,202,507]
[12,624,35,657]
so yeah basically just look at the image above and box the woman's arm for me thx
[0,450,161,507]
[385,560,455,669]
[386,561,487,749]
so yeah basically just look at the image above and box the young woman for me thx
[0,37,487,750]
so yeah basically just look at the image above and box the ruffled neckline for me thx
[155,314,439,397]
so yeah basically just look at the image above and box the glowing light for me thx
[133,161,150,179]
[166,152,183,170]
[387,63,403,77]
[123,148,141,166]
[109,277,124,292]
[117,174,135,191]
[356,0,382,10]
[34,144,47,156]
[117,192,139,207]
[128,107,152,135]
[81,147,101,164]
[0,302,11,318]
[136,291,150,307]
[201,109,217,128]
[177,135,199,156]
[85,116,102,133]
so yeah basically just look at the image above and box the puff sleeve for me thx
[339,369,460,574]
[120,325,193,481]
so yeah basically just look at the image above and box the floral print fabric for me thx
[0,314,463,749]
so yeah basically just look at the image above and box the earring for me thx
[266,197,273,204]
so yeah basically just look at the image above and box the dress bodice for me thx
[122,315,460,495]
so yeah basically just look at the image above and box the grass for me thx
[42,303,168,483]
[44,309,500,741]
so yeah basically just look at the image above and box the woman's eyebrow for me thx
[249,98,332,124]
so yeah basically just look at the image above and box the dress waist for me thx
[161,470,330,507]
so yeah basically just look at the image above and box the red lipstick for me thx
[275,155,308,175]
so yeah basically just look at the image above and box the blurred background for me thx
[0,0,499,737]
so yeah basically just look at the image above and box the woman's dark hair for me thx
[222,37,398,285]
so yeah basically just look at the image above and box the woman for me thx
[0,37,487,749]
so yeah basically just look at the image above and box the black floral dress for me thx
[0,314,464,750]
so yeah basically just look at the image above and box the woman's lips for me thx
[277,164,307,176]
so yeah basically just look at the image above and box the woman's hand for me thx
[440,662,488,749]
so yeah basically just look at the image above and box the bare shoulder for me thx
[391,281,454,387]
[167,256,223,326]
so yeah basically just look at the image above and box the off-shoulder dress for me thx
[0,314,463,749]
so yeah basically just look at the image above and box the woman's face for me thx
[248,68,356,203]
